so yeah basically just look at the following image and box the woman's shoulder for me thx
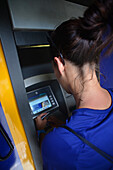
[105,88,113,104]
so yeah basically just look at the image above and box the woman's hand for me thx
[35,113,47,130]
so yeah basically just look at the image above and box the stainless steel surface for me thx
[24,73,56,88]
[8,0,86,30]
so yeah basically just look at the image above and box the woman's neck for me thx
[70,65,111,110]
[64,61,111,110]
[73,74,111,110]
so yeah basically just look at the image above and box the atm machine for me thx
[17,35,76,120]
[0,0,76,169]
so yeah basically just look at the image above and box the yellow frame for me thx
[0,41,35,170]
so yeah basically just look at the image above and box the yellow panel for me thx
[0,42,35,170]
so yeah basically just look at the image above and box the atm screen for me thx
[27,86,59,118]
[29,93,52,114]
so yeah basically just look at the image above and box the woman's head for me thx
[48,0,113,101]
[51,19,99,67]
[50,0,113,68]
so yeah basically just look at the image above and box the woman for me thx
[35,0,113,169]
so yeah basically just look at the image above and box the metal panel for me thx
[8,0,86,30]
[8,0,67,30]
[14,31,48,46]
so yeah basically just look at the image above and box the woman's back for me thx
[41,89,113,170]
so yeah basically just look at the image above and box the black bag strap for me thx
[61,125,113,164]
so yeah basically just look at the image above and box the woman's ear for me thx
[54,57,65,75]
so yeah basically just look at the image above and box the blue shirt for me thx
[41,89,113,170]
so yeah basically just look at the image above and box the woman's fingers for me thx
[35,113,47,130]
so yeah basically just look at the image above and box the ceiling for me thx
[65,0,95,7]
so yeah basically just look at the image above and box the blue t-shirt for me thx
[41,89,113,170]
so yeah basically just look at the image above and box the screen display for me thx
[29,93,52,114]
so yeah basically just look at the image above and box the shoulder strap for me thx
[61,125,113,164]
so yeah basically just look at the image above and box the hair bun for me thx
[78,0,113,56]
[79,0,113,37]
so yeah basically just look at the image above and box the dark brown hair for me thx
[51,0,113,67]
